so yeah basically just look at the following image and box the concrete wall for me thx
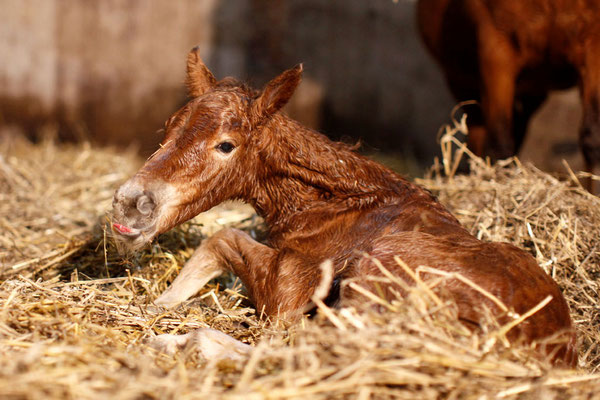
[1,0,218,154]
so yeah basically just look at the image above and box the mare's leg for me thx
[154,228,277,308]
[513,94,547,153]
[477,27,519,159]
[578,47,600,192]
[443,71,487,158]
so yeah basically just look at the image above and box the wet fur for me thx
[112,49,577,366]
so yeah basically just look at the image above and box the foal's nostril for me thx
[136,193,156,216]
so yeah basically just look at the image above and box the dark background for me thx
[0,0,583,173]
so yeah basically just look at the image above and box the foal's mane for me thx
[255,114,416,206]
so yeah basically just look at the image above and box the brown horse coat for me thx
[112,48,576,365]
[418,0,600,184]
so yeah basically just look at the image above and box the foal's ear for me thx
[186,46,216,97]
[252,64,303,123]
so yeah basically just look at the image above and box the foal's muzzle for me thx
[112,183,158,240]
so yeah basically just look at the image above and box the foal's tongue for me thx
[113,223,133,234]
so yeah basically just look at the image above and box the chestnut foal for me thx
[112,48,576,365]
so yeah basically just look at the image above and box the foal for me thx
[112,48,576,365]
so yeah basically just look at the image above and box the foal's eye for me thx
[216,142,235,154]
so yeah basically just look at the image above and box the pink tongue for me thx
[113,223,133,234]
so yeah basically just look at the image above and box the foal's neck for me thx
[246,114,426,230]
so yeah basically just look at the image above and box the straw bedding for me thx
[1,124,600,399]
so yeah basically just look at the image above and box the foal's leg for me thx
[149,228,277,359]
[145,328,251,360]
[154,228,277,308]
[153,243,224,308]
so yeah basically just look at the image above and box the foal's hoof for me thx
[145,333,191,356]
[145,328,252,361]
[142,304,167,314]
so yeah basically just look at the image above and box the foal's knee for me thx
[205,228,246,248]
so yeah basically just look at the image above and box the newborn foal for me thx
[112,48,576,365]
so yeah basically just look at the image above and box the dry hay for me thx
[1,123,600,399]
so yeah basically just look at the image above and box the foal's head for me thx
[112,47,302,251]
